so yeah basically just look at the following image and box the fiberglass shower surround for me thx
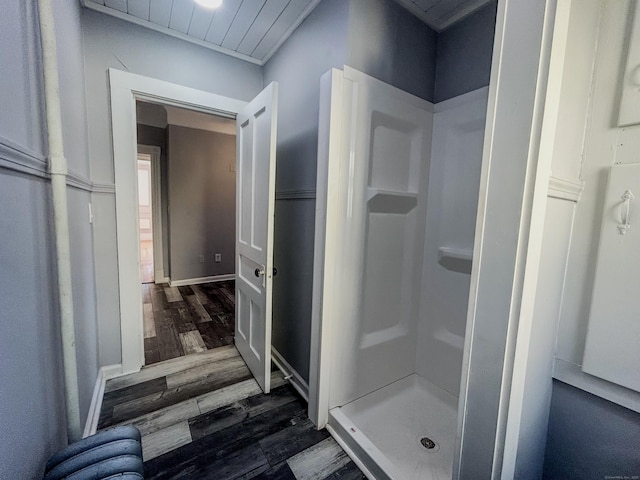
[312,66,488,480]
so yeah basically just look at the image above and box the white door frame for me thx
[137,145,165,284]
[309,0,559,478]
[109,69,247,373]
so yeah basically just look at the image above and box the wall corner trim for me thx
[271,347,309,401]
[548,175,585,202]
[83,364,123,438]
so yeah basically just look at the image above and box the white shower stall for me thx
[310,65,488,480]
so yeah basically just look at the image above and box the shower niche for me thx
[310,66,489,479]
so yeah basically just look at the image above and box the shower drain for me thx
[420,436,437,450]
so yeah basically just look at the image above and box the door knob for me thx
[255,267,277,277]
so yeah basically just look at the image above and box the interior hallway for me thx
[143,281,235,365]
[98,345,365,479]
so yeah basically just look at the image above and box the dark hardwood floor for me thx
[97,346,366,480]
[143,281,235,365]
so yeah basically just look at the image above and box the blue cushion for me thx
[101,475,144,479]
[59,455,144,480]
[45,426,141,473]
[44,439,142,480]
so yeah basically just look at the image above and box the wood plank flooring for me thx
[98,346,366,480]
[143,281,235,365]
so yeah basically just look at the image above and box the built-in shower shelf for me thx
[367,189,418,214]
[437,247,473,274]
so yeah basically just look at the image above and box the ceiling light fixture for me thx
[195,0,223,9]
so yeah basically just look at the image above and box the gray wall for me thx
[263,0,350,382]
[168,126,236,281]
[55,0,100,425]
[543,381,640,479]
[81,9,263,365]
[0,0,98,477]
[0,173,65,479]
[77,0,495,382]
[348,0,438,102]
[263,0,495,382]
[434,1,497,103]
[137,101,168,129]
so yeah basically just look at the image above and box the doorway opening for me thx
[111,69,278,401]
[135,99,238,366]
[137,154,154,284]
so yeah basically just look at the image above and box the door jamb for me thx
[109,69,246,373]
[137,145,165,284]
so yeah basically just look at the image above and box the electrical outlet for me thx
[215,253,222,263]
[198,255,205,263]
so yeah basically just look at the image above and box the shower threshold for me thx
[328,374,458,480]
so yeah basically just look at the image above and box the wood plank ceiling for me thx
[81,0,494,65]
[82,0,323,65]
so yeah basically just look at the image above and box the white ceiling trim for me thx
[81,0,323,66]
[261,0,322,63]
[393,0,493,32]
[439,0,493,30]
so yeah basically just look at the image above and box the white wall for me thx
[540,2,640,473]
[554,0,640,381]
[499,1,640,477]
[81,9,263,366]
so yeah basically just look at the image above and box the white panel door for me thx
[235,83,278,394]
[323,67,434,407]
[583,163,640,392]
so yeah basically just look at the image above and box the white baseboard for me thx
[271,348,309,401]
[154,275,169,285]
[169,274,235,287]
[83,364,122,438]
